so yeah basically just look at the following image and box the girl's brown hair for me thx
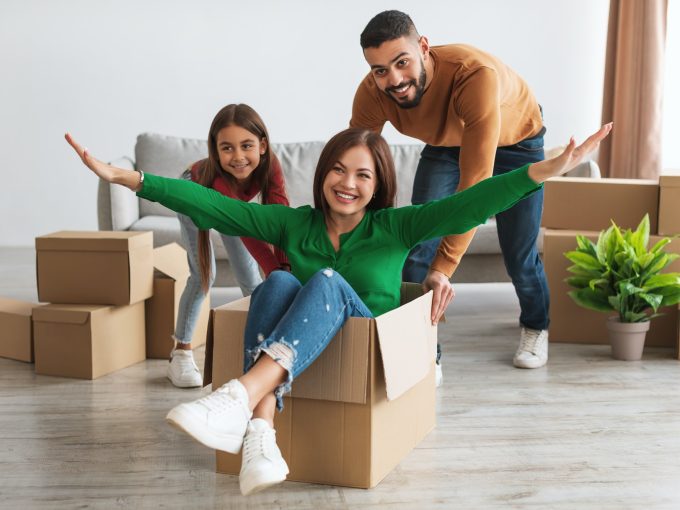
[313,128,397,216]
[195,104,274,292]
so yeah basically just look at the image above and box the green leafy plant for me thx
[564,214,680,322]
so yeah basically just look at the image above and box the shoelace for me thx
[196,384,241,413]
[519,329,543,354]
[242,427,276,464]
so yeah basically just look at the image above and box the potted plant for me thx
[564,214,680,360]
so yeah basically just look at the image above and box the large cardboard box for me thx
[544,229,680,347]
[675,304,680,359]
[145,243,210,359]
[33,301,146,379]
[206,284,436,489]
[542,177,659,233]
[0,298,42,362]
[36,231,153,305]
[658,175,680,235]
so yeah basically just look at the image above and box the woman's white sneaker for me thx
[239,418,289,496]
[166,379,252,453]
[167,349,203,388]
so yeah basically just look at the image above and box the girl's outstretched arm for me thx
[527,123,612,183]
[65,133,142,191]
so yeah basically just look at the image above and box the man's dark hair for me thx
[360,10,419,49]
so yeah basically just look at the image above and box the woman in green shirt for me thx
[65,123,611,495]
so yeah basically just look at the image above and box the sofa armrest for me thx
[97,156,139,231]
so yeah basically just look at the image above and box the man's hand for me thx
[422,269,455,325]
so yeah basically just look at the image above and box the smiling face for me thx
[363,35,429,109]
[322,145,378,222]
[215,125,267,183]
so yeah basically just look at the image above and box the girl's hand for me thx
[65,133,142,190]
[528,123,613,183]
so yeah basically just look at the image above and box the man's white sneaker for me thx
[239,418,289,496]
[167,349,203,388]
[435,359,443,388]
[513,328,549,369]
[166,379,252,453]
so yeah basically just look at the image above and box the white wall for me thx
[0,0,610,246]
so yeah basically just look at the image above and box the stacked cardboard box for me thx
[0,298,43,362]
[658,175,680,236]
[542,177,679,347]
[658,174,680,358]
[205,284,436,488]
[33,231,153,379]
[145,243,210,359]
[544,230,680,347]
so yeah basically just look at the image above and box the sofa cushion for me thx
[271,141,324,208]
[136,133,208,218]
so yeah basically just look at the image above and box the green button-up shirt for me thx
[138,164,540,316]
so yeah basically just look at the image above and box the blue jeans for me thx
[403,128,550,330]
[174,211,263,345]
[243,269,373,411]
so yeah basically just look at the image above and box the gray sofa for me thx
[97,133,600,285]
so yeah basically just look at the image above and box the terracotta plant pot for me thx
[605,317,650,361]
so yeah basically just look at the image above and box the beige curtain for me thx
[600,0,668,179]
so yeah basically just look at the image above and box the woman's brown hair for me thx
[313,128,397,217]
[195,104,274,292]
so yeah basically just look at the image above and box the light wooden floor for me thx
[1,247,680,509]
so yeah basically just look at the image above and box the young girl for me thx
[167,104,289,388]
[66,123,611,495]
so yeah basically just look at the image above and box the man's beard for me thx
[383,64,427,109]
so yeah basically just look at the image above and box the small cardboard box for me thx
[0,297,42,362]
[36,231,153,306]
[658,175,680,236]
[205,284,436,489]
[544,229,680,347]
[33,301,146,379]
[145,243,210,359]
[542,177,659,233]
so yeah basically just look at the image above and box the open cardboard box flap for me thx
[375,290,436,401]
[152,243,190,281]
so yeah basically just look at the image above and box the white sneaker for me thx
[513,328,549,369]
[166,379,252,453]
[435,359,443,388]
[167,349,203,388]
[239,418,289,496]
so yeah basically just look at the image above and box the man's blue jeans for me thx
[403,129,550,331]
[243,270,373,411]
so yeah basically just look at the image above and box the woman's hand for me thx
[528,123,613,183]
[65,133,142,191]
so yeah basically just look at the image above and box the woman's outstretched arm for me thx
[527,123,612,183]
[65,133,143,191]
